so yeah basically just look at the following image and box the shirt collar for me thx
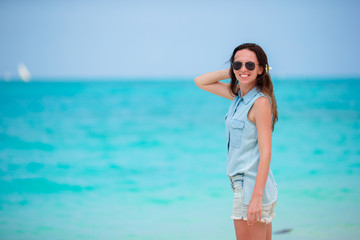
[238,86,259,104]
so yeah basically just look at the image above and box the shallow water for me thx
[0,79,359,239]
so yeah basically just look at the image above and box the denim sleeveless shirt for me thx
[225,86,278,205]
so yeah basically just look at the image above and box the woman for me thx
[194,43,278,239]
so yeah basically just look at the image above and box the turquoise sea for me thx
[0,78,359,240]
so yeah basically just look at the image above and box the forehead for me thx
[234,49,258,62]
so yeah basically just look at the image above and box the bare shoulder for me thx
[254,96,271,106]
[251,96,272,128]
[253,96,271,114]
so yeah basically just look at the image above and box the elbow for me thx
[259,151,271,161]
[194,76,201,87]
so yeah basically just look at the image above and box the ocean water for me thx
[0,79,359,240]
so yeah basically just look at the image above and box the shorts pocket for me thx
[230,119,245,148]
[232,179,244,190]
[230,173,244,191]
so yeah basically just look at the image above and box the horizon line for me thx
[1,75,360,82]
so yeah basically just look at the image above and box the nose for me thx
[240,64,247,72]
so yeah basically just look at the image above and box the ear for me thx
[258,65,264,75]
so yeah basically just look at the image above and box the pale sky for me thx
[1,0,360,79]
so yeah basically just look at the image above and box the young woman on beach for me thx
[194,43,278,240]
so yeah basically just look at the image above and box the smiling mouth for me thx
[240,74,250,78]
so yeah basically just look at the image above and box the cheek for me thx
[233,69,239,76]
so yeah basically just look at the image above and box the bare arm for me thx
[246,96,273,225]
[194,69,235,100]
[252,97,273,198]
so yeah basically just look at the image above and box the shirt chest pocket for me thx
[230,119,245,149]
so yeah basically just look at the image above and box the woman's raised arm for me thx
[194,69,235,100]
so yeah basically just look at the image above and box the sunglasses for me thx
[232,61,258,71]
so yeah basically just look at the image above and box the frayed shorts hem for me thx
[231,210,276,225]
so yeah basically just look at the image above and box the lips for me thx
[240,74,250,78]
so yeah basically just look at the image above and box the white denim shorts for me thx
[229,173,276,224]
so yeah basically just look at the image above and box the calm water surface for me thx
[0,79,359,240]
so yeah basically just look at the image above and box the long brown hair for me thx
[229,43,278,131]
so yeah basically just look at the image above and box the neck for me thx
[239,83,256,97]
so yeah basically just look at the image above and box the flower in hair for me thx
[265,65,272,73]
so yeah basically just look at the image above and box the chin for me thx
[236,78,257,85]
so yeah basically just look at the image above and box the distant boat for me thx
[274,228,292,234]
[18,63,31,82]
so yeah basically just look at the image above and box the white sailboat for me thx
[18,63,31,82]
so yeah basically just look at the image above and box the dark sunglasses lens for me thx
[245,62,256,71]
[232,62,242,70]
